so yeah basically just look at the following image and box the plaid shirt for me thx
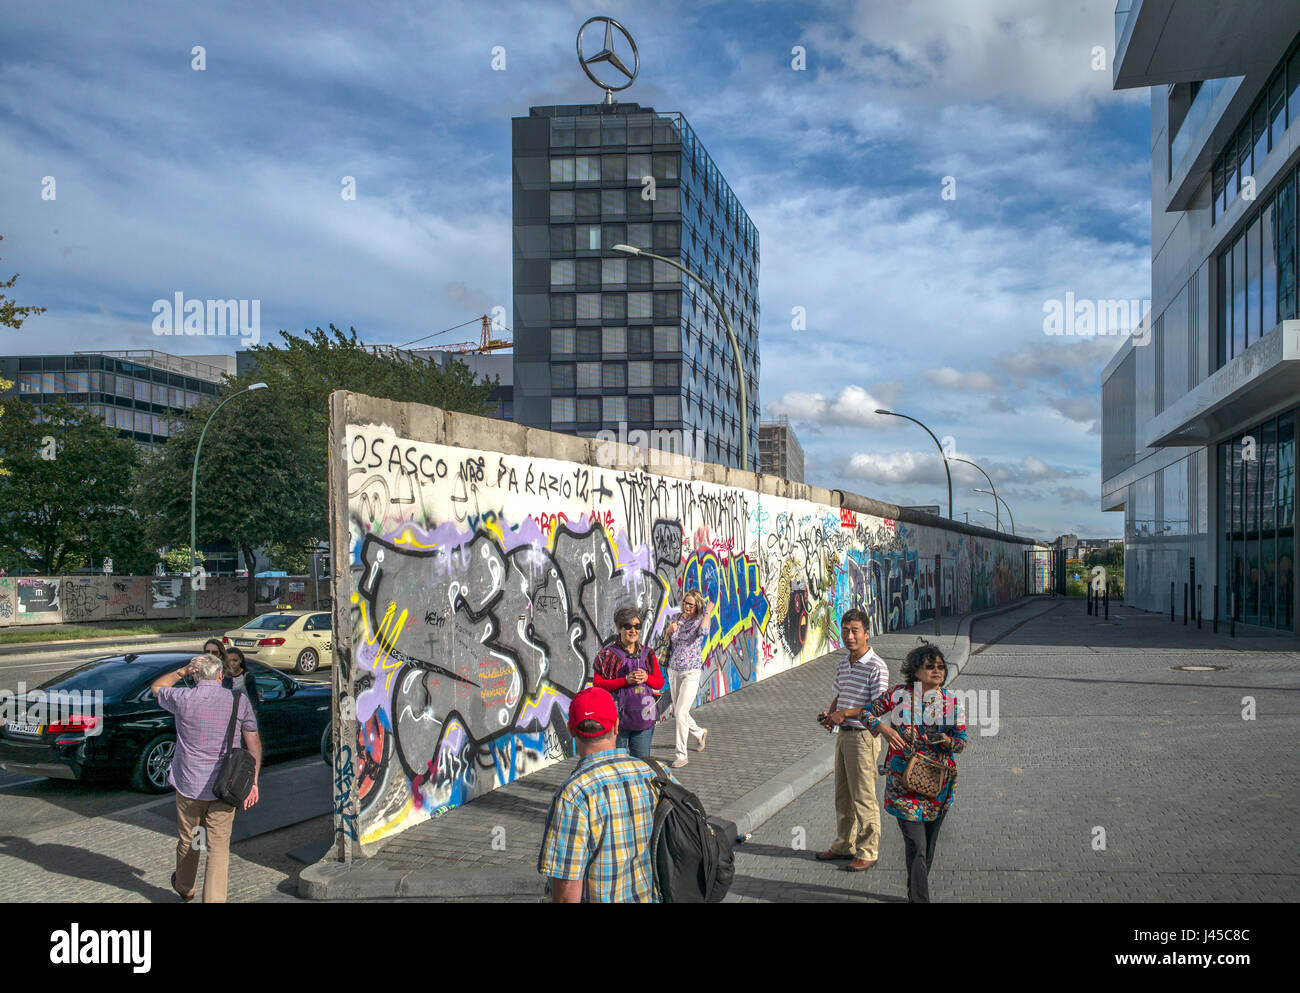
[537,748,677,902]
[155,681,257,801]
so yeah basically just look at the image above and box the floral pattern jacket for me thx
[862,683,967,822]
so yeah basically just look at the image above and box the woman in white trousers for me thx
[665,590,714,767]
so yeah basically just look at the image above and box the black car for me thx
[0,651,332,793]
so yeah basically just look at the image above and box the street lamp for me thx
[974,508,1005,532]
[951,457,999,531]
[189,383,268,622]
[974,487,1016,536]
[874,409,952,520]
[611,244,751,472]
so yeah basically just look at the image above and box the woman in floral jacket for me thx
[862,641,967,903]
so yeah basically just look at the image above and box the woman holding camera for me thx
[860,641,966,903]
[664,589,714,767]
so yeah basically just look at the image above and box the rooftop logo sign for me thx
[577,16,639,102]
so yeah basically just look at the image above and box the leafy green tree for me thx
[87,508,159,576]
[0,398,141,574]
[263,540,312,574]
[1,235,47,477]
[135,386,318,615]
[162,544,199,575]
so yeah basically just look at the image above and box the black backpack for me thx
[213,691,257,807]
[642,758,734,902]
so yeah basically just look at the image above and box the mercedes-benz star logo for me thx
[576,16,639,95]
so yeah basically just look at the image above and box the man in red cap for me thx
[537,686,677,902]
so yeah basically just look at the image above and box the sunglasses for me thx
[621,623,641,630]
[922,661,947,670]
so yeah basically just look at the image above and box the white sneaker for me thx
[671,756,689,768]
[694,729,708,752]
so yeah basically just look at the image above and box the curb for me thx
[0,629,236,657]
[296,597,1050,900]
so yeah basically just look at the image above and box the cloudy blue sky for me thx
[0,0,1150,540]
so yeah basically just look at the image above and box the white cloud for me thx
[770,383,902,428]
[922,367,999,392]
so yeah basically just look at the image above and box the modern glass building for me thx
[1103,1,1300,630]
[511,103,760,471]
[0,350,226,445]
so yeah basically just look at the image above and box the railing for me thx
[1169,76,1235,177]
[1114,0,1136,48]
[77,349,229,382]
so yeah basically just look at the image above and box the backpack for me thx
[213,691,257,807]
[641,757,735,902]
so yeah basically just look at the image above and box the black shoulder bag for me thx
[213,691,257,806]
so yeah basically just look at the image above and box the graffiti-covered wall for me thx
[328,394,1038,855]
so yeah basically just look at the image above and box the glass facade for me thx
[1217,408,1296,630]
[4,353,221,445]
[513,103,760,471]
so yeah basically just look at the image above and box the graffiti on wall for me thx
[17,578,60,614]
[338,421,1026,846]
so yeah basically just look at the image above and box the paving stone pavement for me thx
[725,599,1300,902]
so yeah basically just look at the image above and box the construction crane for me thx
[441,315,513,354]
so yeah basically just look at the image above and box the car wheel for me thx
[295,648,319,674]
[321,724,333,765]
[130,734,176,794]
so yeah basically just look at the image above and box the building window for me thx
[652,154,679,180]
[551,364,576,391]
[602,120,626,147]
[654,361,680,389]
[551,226,575,253]
[601,189,626,216]
[627,292,652,321]
[576,155,600,182]
[603,222,626,248]
[602,258,627,285]
[654,395,680,421]
[626,153,651,183]
[602,326,626,353]
[550,157,576,183]
[629,361,652,390]
[552,397,576,423]
[602,155,625,183]
[601,293,626,321]
[552,328,575,355]
[653,222,680,251]
[551,119,575,148]
[628,396,653,422]
[628,326,652,353]
[576,397,599,422]
[602,362,626,390]
[603,395,627,421]
[576,190,601,218]
[576,327,601,353]
[551,260,575,287]
[576,224,601,251]
[627,257,652,285]
[654,291,681,321]
[576,293,601,321]
[627,223,651,249]
[550,191,574,218]
[551,294,576,323]
[576,362,601,389]
[655,187,681,214]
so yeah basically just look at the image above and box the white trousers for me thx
[668,667,705,759]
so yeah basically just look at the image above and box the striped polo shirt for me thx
[833,647,890,729]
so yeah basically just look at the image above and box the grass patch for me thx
[0,618,248,646]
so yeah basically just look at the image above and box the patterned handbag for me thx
[900,719,949,799]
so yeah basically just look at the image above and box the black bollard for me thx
[1197,584,1202,629]
[1104,581,1109,620]
[1170,582,1175,622]
[1230,587,1236,638]
[934,554,941,635]
[1213,583,1219,633]
[1184,582,1188,625]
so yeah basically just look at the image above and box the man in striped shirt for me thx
[538,686,678,902]
[816,608,890,871]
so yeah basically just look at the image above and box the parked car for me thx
[223,609,333,674]
[0,651,332,793]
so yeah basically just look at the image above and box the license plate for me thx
[6,721,42,736]
[236,639,256,647]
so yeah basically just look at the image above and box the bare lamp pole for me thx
[975,487,1016,536]
[189,383,268,622]
[612,244,749,472]
[874,409,952,520]
[951,457,999,531]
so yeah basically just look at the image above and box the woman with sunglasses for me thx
[591,604,664,759]
[221,646,261,711]
[859,641,967,903]
[664,589,714,767]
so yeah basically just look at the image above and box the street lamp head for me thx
[874,408,892,416]
[249,383,268,391]
[611,244,641,256]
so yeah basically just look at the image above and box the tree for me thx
[135,387,318,616]
[1,234,47,478]
[0,398,142,574]
[162,545,199,575]
[263,540,311,574]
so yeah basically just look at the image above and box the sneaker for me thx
[693,728,708,752]
[671,757,689,768]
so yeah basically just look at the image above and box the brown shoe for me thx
[815,850,852,861]
[171,871,194,902]
[844,858,876,872]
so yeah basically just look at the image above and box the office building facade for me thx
[1,349,228,446]
[759,415,804,483]
[1104,1,1300,630]
[512,103,760,471]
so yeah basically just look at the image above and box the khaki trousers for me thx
[829,728,882,861]
[174,793,237,903]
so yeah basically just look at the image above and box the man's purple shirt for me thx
[155,681,257,801]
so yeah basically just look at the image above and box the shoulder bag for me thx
[900,696,949,799]
[213,691,257,806]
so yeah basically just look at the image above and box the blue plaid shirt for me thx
[537,748,677,902]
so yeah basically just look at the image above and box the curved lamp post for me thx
[612,244,750,472]
[951,456,999,530]
[974,487,1016,536]
[189,383,268,622]
[974,508,1006,533]
[874,409,952,520]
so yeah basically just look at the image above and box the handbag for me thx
[901,711,949,799]
[213,691,257,806]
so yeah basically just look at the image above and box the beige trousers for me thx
[829,728,882,861]
[174,793,237,903]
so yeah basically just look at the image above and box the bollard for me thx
[935,553,941,635]
[1213,583,1219,633]
[1104,580,1109,620]
[1230,587,1236,638]
[1183,582,1188,625]
[1170,582,1175,622]
[1087,584,1092,615]
[1197,584,1202,629]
